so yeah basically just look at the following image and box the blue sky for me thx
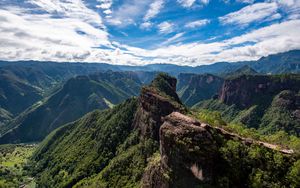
[0,0,300,66]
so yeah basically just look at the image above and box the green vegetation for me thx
[150,73,182,104]
[0,144,37,188]
[75,137,158,188]
[31,98,139,187]
[215,139,297,187]
[193,109,300,153]
[177,73,224,107]
[0,71,143,144]
[194,88,300,136]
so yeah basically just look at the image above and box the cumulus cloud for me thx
[219,2,280,26]
[0,0,113,63]
[96,0,113,15]
[185,19,210,28]
[119,19,300,65]
[106,0,152,27]
[1,0,300,66]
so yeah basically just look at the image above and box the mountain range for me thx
[0,50,300,187]
[1,50,300,77]
[29,74,299,188]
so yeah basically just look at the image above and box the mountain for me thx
[0,71,144,143]
[195,74,300,135]
[30,74,299,188]
[1,50,299,78]
[30,73,184,187]
[223,65,258,78]
[177,73,224,106]
[0,67,44,116]
[0,108,12,128]
[0,61,109,124]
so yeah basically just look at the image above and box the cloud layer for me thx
[0,0,300,66]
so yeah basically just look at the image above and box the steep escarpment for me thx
[31,73,184,187]
[219,75,300,109]
[195,74,300,135]
[133,73,186,140]
[177,73,224,106]
[143,112,298,188]
[29,73,299,188]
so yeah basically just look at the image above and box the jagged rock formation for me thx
[142,112,297,188]
[30,73,299,188]
[133,73,186,140]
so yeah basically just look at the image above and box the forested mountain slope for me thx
[0,71,144,144]
[30,74,299,188]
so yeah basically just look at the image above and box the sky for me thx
[0,0,300,66]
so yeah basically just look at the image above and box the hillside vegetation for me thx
[27,74,300,188]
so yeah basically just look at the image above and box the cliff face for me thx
[133,73,185,140]
[219,75,300,109]
[142,112,296,188]
[31,73,299,188]
[178,73,224,107]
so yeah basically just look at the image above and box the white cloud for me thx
[0,0,300,66]
[117,19,300,65]
[161,32,185,46]
[177,0,196,8]
[96,0,113,9]
[144,0,164,21]
[106,0,152,27]
[0,0,114,63]
[236,0,255,4]
[177,0,210,8]
[219,2,279,26]
[158,21,174,34]
[200,0,210,5]
[140,22,152,30]
[270,0,300,19]
[185,19,210,28]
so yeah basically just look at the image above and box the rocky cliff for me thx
[219,75,300,109]
[133,73,186,140]
[31,73,299,188]
[142,112,297,188]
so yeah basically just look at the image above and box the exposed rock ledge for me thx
[142,112,294,188]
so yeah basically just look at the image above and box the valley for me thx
[0,51,299,187]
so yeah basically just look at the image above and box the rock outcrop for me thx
[133,73,186,140]
[219,75,300,109]
[142,112,296,188]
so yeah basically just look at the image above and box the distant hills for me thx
[0,50,299,143]
[177,73,224,106]
[0,71,147,143]
[1,50,300,76]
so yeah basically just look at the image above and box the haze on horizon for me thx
[1,0,300,66]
